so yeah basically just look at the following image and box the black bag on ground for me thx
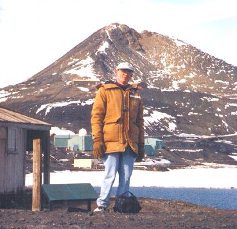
[113,191,141,213]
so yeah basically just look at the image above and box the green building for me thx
[144,137,164,156]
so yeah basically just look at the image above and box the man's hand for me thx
[93,142,105,159]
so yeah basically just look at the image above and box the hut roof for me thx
[0,106,51,130]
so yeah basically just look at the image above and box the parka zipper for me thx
[123,90,130,146]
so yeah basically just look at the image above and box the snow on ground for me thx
[25,164,237,189]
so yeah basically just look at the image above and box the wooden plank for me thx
[43,131,50,184]
[3,128,25,193]
[0,139,6,193]
[32,139,42,211]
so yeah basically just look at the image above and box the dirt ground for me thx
[1,145,237,229]
[1,195,237,229]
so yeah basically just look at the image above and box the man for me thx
[91,62,144,212]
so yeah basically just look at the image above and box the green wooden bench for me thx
[42,183,98,211]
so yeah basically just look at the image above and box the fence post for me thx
[32,138,41,211]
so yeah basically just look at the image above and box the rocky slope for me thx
[0,23,237,164]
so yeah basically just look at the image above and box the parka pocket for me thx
[103,122,121,142]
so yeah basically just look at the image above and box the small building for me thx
[144,137,164,156]
[73,159,98,169]
[53,134,73,149]
[144,145,155,156]
[72,79,100,87]
[68,135,93,152]
[0,106,51,195]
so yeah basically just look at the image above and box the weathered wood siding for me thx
[0,127,7,193]
[0,126,26,193]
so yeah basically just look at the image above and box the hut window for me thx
[0,127,7,153]
[8,127,17,154]
[0,127,7,139]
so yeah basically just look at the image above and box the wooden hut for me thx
[0,106,51,194]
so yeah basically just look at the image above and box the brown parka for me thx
[91,82,144,158]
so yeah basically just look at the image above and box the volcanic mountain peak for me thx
[1,23,237,165]
[0,23,236,140]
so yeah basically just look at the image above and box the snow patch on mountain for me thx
[144,109,177,132]
[65,56,99,80]
[36,99,94,115]
[172,37,187,47]
[97,41,109,54]
[0,90,10,102]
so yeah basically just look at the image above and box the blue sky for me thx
[0,0,236,88]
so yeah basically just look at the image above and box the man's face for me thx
[116,69,133,85]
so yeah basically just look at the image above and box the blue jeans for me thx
[96,147,136,208]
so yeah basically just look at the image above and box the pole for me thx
[43,131,50,184]
[32,138,41,211]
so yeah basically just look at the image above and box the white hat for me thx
[116,62,134,72]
